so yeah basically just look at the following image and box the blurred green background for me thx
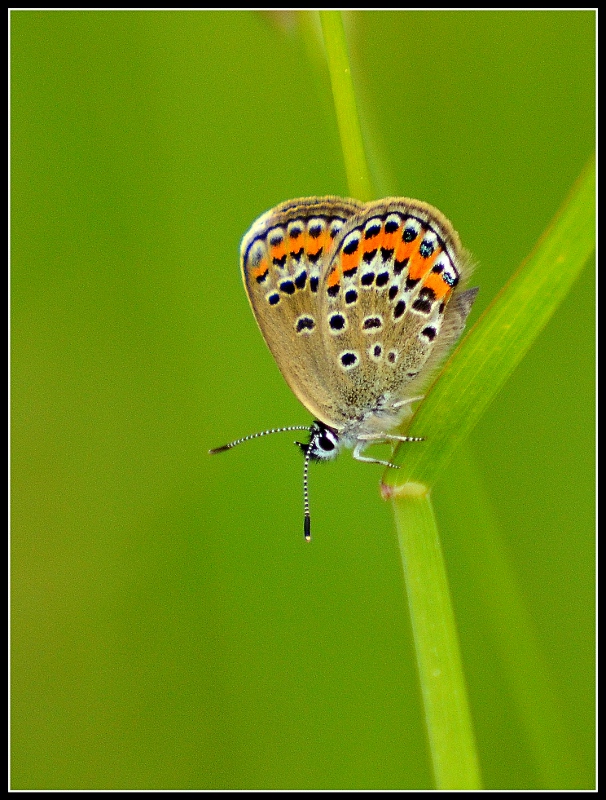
[11,10,594,789]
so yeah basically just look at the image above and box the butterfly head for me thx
[295,421,341,462]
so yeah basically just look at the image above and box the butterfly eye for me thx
[318,434,335,452]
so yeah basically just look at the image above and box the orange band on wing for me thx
[395,238,419,267]
[306,230,328,257]
[251,257,269,280]
[381,226,400,251]
[327,266,340,287]
[341,250,360,273]
[407,246,441,281]
[423,269,453,300]
[362,231,380,255]
[270,241,287,261]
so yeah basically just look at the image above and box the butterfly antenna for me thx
[209,426,311,455]
[302,437,314,542]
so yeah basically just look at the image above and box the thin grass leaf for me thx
[436,448,582,788]
[319,11,374,201]
[393,490,483,788]
[317,11,483,789]
[382,155,595,490]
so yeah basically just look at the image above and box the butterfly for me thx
[210,196,478,539]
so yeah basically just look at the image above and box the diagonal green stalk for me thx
[382,155,595,490]
[320,10,595,788]
[436,447,582,788]
[318,11,482,788]
[319,11,373,202]
[381,156,593,787]
[317,10,594,788]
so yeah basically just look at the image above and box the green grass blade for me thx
[383,155,595,489]
[314,12,482,787]
[319,11,374,201]
[436,447,581,788]
[392,489,483,789]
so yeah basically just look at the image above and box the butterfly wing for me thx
[240,196,364,423]
[317,198,477,433]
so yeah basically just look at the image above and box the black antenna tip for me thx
[304,516,311,542]
[208,444,230,455]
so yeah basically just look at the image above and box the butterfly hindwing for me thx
[317,198,474,425]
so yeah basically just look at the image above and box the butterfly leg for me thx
[353,429,425,467]
[392,395,425,409]
[352,441,400,469]
[356,433,425,444]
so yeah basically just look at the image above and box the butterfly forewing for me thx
[240,196,364,423]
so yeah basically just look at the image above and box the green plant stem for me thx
[436,447,580,788]
[392,487,482,789]
[318,10,481,787]
[318,12,594,788]
[319,11,374,201]
[383,154,596,490]
[383,157,593,787]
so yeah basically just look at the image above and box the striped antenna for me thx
[302,437,314,542]
[210,424,316,541]
[209,426,311,455]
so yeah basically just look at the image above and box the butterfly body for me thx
[213,196,478,537]
[241,196,477,453]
